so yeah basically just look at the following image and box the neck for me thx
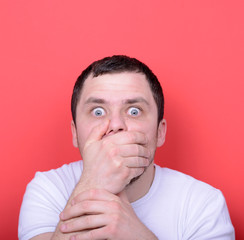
[124,163,155,203]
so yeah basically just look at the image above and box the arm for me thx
[50,121,151,240]
[59,189,158,240]
[30,233,53,240]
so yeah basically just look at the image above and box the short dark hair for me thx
[71,55,164,125]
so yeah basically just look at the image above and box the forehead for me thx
[80,72,154,102]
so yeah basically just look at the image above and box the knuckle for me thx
[136,144,141,155]
[81,200,90,209]
[84,215,91,226]
[88,189,97,198]
[111,213,120,224]
[109,146,119,158]
[146,148,150,158]
[128,132,136,142]
[88,230,95,240]
[107,223,117,237]
[74,192,83,202]
[120,168,129,180]
[66,219,75,231]
[110,200,121,211]
[141,157,149,166]
[114,158,122,169]
[136,157,141,166]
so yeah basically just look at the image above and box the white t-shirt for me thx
[18,161,235,240]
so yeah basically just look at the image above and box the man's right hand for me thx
[77,120,151,195]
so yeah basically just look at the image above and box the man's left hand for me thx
[59,189,157,240]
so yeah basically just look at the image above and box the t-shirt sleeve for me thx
[18,162,80,240]
[182,183,235,240]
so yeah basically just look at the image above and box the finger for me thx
[104,131,148,145]
[60,214,109,233]
[60,200,108,221]
[123,157,149,168]
[129,167,145,179]
[119,144,151,158]
[70,226,109,240]
[84,120,110,149]
[72,189,119,205]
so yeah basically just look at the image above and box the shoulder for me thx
[155,165,218,196]
[154,165,235,239]
[18,161,83,240]
[33,160,83,186]
[154,165,226,212]
[23,160,83,208]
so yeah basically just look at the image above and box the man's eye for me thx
[128,107,141,116]
[92,107,105,117]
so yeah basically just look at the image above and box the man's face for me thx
[72,72,166,165]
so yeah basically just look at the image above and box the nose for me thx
[106,112,127,135]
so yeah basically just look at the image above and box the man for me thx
[19,55,235,240]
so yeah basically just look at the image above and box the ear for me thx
[71,120,78,148]
[157,119,167,147]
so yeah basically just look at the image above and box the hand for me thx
[59,189,158,240]
[78,121,151,194]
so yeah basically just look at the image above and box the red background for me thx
[0,1,243,239]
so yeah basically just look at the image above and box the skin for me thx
[31,72,167,240]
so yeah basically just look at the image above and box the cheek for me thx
[126,120,158,141]
[126,120,145,132]
[76,125,94,152]
[76,133,88,156]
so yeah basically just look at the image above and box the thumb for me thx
[84,120,110,149]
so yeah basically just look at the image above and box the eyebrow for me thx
[123,97,149,105]
[84,97,149,105]
[85,97,107,104]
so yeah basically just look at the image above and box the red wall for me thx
[0,1,243,239]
